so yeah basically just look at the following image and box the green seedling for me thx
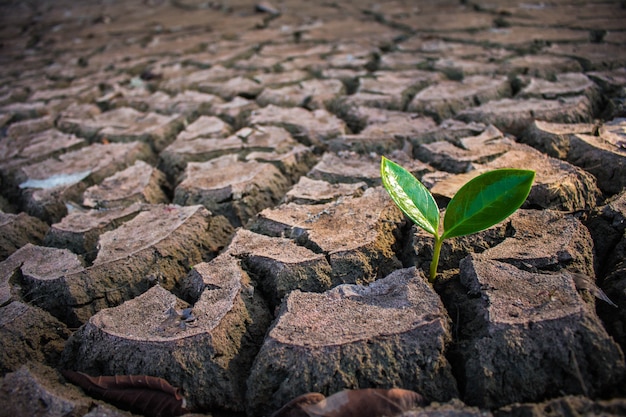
[381,156,535,283]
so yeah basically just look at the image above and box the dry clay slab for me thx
[3,205,233,326]
[246,267,458,416]
[249,186,404,286]
[62,254,272,414]
[425,142,601,212]
[455,256,625,408]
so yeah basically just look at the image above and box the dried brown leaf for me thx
[271,392,326,417]
[301,388,424,417]
[61,370,186,417]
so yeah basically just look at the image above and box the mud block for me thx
[455,256,625,408]
[0,211,48,261]
[239,125,316,180]
[197,76,264,100]
[408,75,511,121]
[159,120,240,181]
[44,203,143,263]
[348,71,435,111]
[16,142,152,222]
[0,302,71,374]
[309,151,430,186]
[518,73,600,104]
[481,209,595,276]
[0,129,85,182]
[501,55,583,78]
[212,96,258,130]
[456,96,594,137]
[174,115,232,142]
[256,79,345,109]
[415,125,514,173]
[0,363,92,416]
[83,160,169,209]
[520,120,596,159]
[483,143,602,211]
[329,107,438,153]
[226,228,333,309]
[284,177,367,204]
[0,243,84,317]
[17,205,232,325]
[63,273,271,413]
[174,155,291,227]
[249,104,346,147]
[5,115,54,138]
[246,267,458,416]
[107,89,224,118]
[249,187,403,285]
[568,118,626,195]
[58,106,184,152]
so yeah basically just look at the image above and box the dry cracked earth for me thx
[1,0,626,416]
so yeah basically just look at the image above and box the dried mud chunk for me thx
[158,115,234,179]
[425,143,601,212]
[256,79,345,109]
[82,161,169,209]
[16,142,152,222]
[328,107,438,154]
[284,177,367,205]
[567,118,626,195]
[0,243,84,317]
[483,143,602,211]
[408,75,511,121]
[518,73,600,102]
[347,70,435,111]
[63,270,271,413]
[415,125,513,173]
[246,267,458,417]
[58,107,184,152]
[174,155,291,227]
[44,203,143,263]
[197,76,264,100]
[455,96,593,137]
[0,129,85,179]
[0,363,92,416]
[249,187,403,285]
[37,205,231,325]
[0,301,71,374]
[226,229,333,309]
[501,54,583,78]
[249,104,346,147]
[456,256,625,408]
[174,115,232,142]
[480,209,595,275]
[0,211,48,261]
[309,151,429,186]
[520,120,596,159]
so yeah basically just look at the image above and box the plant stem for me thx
[429,235,443,283]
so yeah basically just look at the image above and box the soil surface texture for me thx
[1,0,626,416]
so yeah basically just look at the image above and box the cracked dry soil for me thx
[1,0,626,416]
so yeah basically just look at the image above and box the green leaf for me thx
[380,156,439,236]
[442,169,535,239]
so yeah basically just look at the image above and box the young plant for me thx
[381,156,535,283]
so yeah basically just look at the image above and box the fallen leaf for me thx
[61,370,186,417]
[271,392,326,417]
[276,388,424,417]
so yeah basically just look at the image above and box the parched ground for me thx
[1,0,626,416]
